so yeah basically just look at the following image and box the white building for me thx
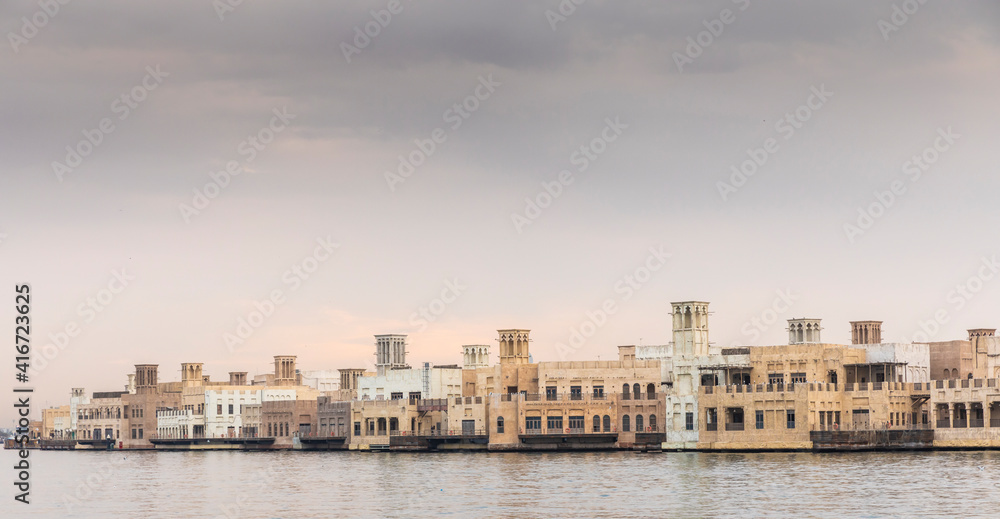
[358,363,462,401]
[204,388,264,438]
[299,369,340,392]
[69,388,90,436]
[156,409,195,439]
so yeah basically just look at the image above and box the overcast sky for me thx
[3,1,999,425]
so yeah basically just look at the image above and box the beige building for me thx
[77,391,127,443]
[697,342,935,450]
[41,405,71,439]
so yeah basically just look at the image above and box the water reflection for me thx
[27,450,1000,518]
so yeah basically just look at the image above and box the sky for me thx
[2,0,999,425]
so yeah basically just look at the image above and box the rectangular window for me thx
[408,392,421,402]
[593,385,604,398]
[228,404,234,415]
[217,404,223,415]
[138,429,144,439]
[768,373,784,385]
[390,392,404,400]
[547,415,564,431]
[706,408,718,431]
[545,386,557,401]
[568,416,585,431]
[685,412,694,431]
[131,429,136,439]
[756,410,764,429]
[354,422,361,436]
[790,373,807,384]
[786,410,796,429]
[570,386,582,400]
[525,416,542,431]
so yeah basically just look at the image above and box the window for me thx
[228,404,234,415]
[408,392,421,402]
[622,415,631,432]
[633,383,641,398]
[545,386,557,401]
[593,415,601,432]
[646,383,656,397]
[138,429,143,439]
[603,415,611,432]
[570,386,582,400]
[686,412,694,431]
[547,415,563,431]
[525,416,542,431]
[354,422,361,436]
[786,410,796,429]
[635,414,644,432]
[756,410,764,429]
[706,408,718,431]
[593,386,604,398]
[217,404,223,415]
[790,373,807,384]
[131,429,136,439]
[569,416,584,431]
[390,392,403,400]
[622,384,631,399]
[649,414,657,432]
[497,417,504,434]
[768,373,784,385]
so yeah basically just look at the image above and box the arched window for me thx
[622,415,631,432]
[622,384,630,398]
[636,414,644,432]
[593,415,601,432]
[952,369,959,379]
[944,369,950,379]
[633,383,641,398]
[603,415,611,432]
[497,416,504,434]
[649,414,657,432]
[647,383,655,397]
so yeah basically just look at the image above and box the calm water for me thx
[10,450,1000,518]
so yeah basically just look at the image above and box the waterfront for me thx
[18,450,1000,518]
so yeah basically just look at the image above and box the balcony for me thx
[936,419,950,428]
[725,423,745,432]
[706,423,718,432]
